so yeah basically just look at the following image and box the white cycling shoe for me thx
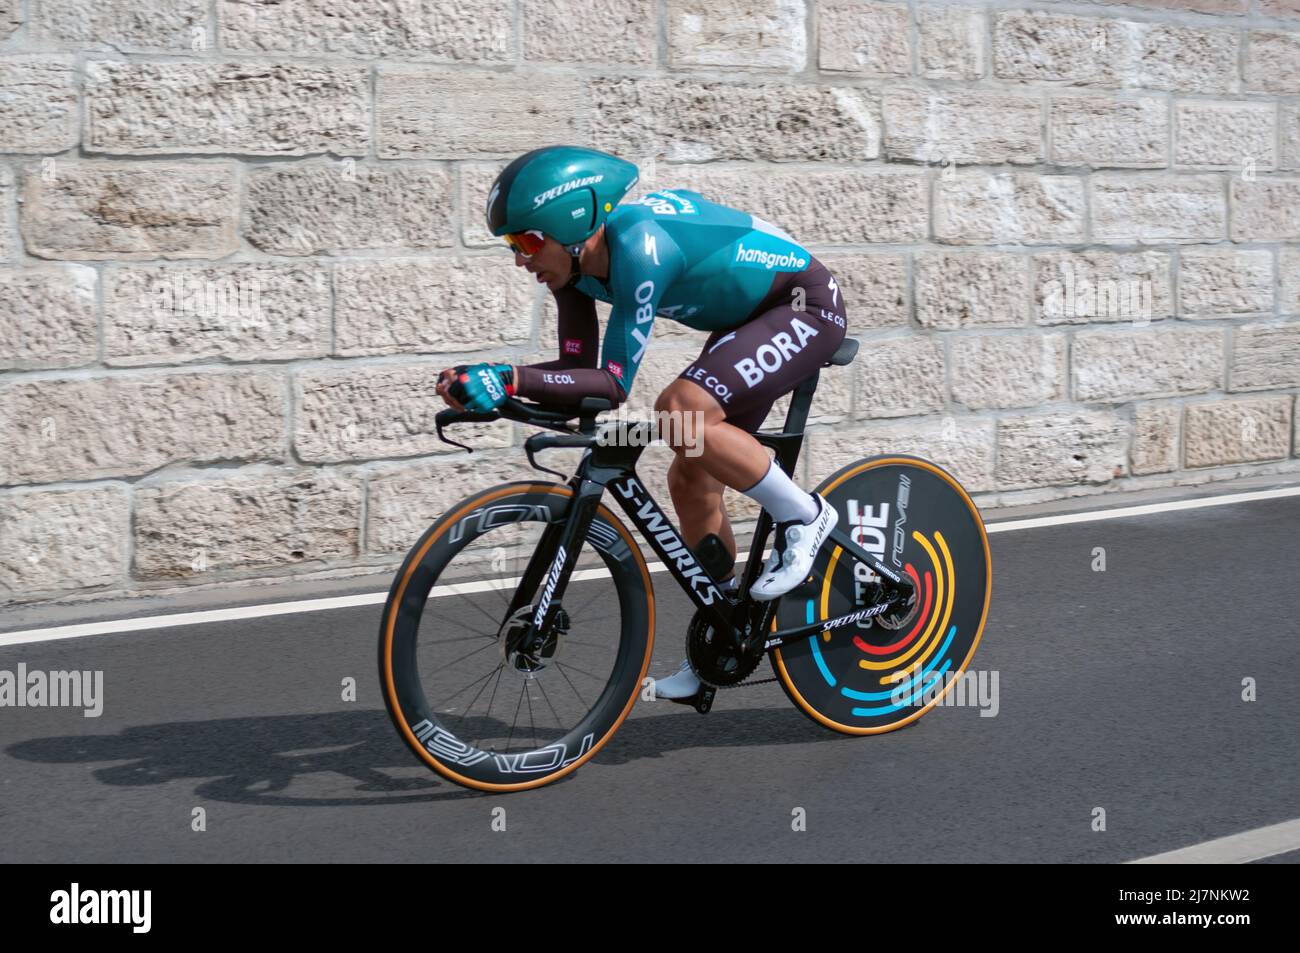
[749,493,839,602]
[655,576,739,701]
[654,658,702,700]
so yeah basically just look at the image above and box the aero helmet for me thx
[485,146,640,249]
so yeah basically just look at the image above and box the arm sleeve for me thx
[512,284,626,407]
[513,222,684,409]
[527,284,598,372]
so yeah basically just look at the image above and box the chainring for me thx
[685,606,766,688]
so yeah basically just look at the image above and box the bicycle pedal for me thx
[692,685,716,714]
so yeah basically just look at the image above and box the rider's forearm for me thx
[512,363,627,407]
[527,356,586,371]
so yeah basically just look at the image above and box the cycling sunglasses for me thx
[504,229,547,258]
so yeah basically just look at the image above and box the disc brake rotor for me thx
[500,604,569,677]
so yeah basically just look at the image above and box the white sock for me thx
[740,460,819,525]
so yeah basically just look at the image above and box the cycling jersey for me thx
[513,189,844,413]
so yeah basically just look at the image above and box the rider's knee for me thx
[654,381,692,418]
[656,380,722,449]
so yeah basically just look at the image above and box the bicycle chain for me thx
[730,674,778,688]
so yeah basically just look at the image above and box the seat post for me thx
[781,369,820,436]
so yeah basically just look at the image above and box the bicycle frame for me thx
[496,373,917,657]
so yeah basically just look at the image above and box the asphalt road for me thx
[2,485,1298,863]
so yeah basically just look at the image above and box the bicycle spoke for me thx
[434,665,500,710]
[550,659,609,684]
[447,665,504,732]
[472,666,508,750]
[417,603,500,640]
[424,633,499,645]
[533,677,565,737]
[525,680,538,752]
[426,637,499,674]
[551,661,592,710]
[454,590,516,634]
[564,580,611,620]
[503,682,528,754]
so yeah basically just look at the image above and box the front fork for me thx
[505,478,606,658]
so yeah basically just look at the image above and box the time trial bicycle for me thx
[378,337,992,792]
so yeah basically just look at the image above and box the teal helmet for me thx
[485,146,640,249]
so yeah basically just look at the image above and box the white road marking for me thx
[0,560,747,647]
[1127,817,1300,864]
[984,484,1300,533]
[2,484,1298,647]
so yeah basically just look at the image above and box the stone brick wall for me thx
[2,0,1299,607]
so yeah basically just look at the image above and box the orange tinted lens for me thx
[506,231,545,257]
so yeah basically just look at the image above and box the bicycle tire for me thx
[379,480,655,791]
[772,455,992,735]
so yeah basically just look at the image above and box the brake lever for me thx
[435,407,500,452]
[525,443,568,480]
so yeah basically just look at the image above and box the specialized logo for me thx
[533,544,567,628]
[533,174,603,208]
[707,330,737,354]
[612,476,721,606]
[734,241,807,271]
[733,317,819,387]
[764,601,897,650]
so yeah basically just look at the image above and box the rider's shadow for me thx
[6,704,875,804]
[8,710,463,805]
[610,699,912,764]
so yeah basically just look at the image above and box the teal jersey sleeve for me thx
[599,217,686,397]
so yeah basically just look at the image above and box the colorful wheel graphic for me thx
[773,456,992,734]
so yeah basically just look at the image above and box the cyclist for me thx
[435,146,847,701]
